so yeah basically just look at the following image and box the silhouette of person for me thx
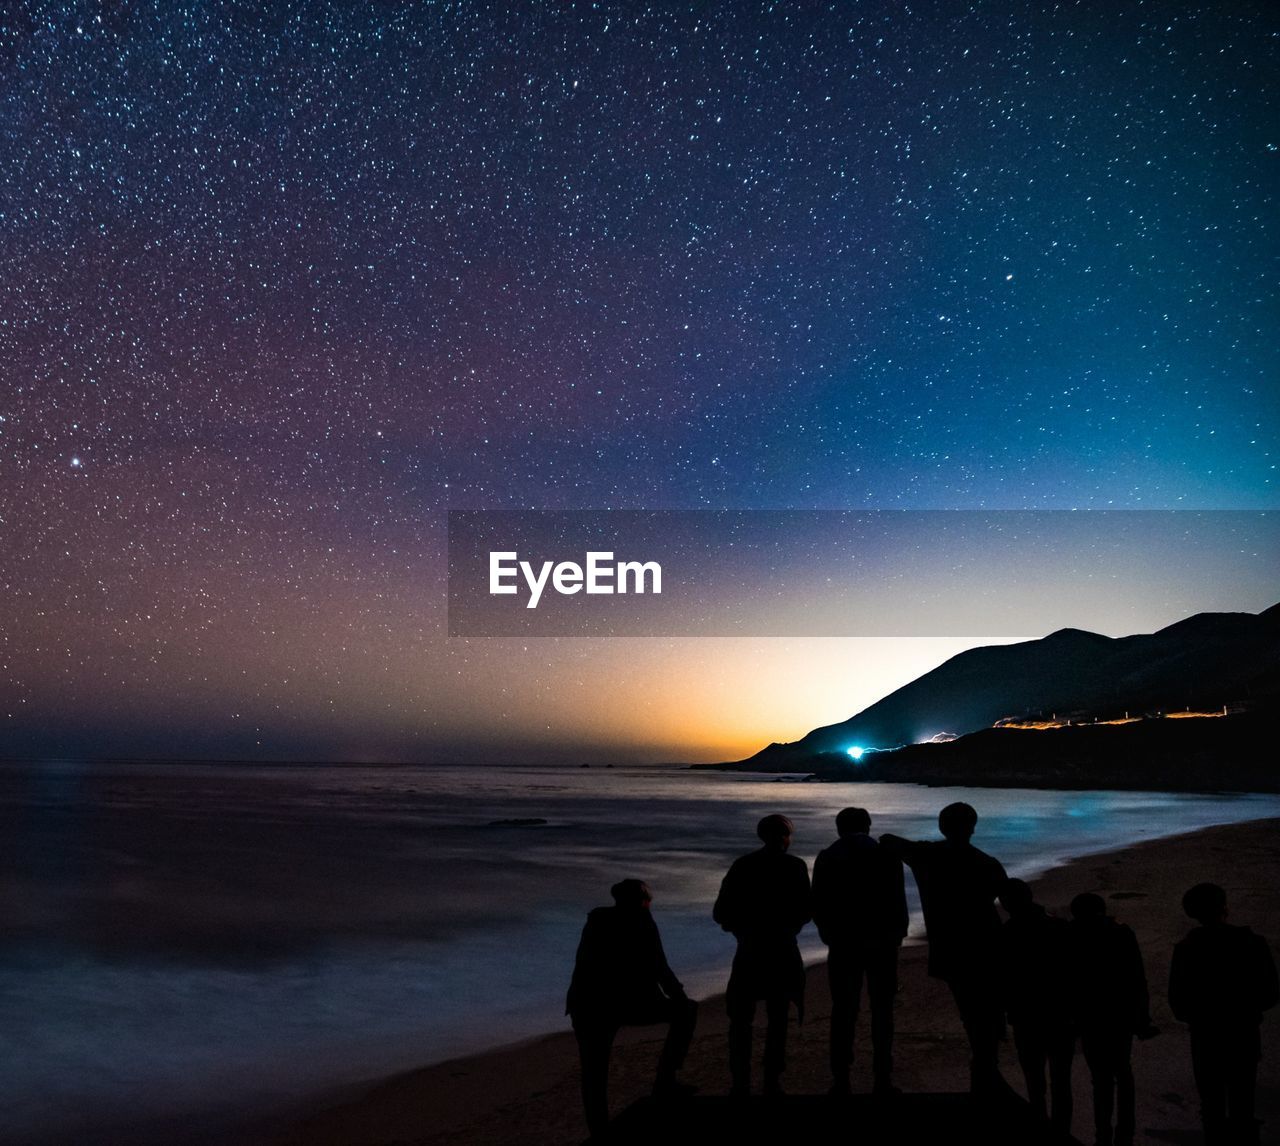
[1169,882,1278,1146]
[566,879,698,1140]
[1069,892,1158,1146]
[812,805,907,1096]
[999,878,1075,1132]
[713,813,812,1096]
[880,802,1008,1092]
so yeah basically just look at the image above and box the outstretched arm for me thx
[649,916,688,1000]
[877,834,919,865]
[1254,933,1279,1013]
[1168,941,1190,1024]
[1123,925,1156,1034]
[790,858,813,935]
[811,851,832,944]
[566,914,602,1016]
[713,862,741,933]
[887,852,909,940]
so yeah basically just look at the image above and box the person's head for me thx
[1070,891,1107,921]
[611,879,653,909]
[938,801,978,842]
[757,814,794,850]
[835,806,871,837]
[999,878,1034,916]
[1182,882,1228,925]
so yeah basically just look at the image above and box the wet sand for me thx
[250,817,1280,1146]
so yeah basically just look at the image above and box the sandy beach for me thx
[250,817,1280,1146]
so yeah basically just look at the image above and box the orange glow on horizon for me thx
[484,637,1025,762]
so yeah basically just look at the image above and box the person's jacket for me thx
[1070,914,1152,1033]
[1169,922,1279,1028]
[879,835,1006,980]
[713,846,812,1014]
[713,847,812,945]
[1000,904,1074,1028]
[566,905,685,1022]
[812,832,908,948]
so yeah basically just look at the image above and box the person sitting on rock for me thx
[567,879,698,1139]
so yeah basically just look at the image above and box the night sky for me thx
[2,2,1276,762]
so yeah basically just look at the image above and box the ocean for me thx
[2,760,1277,1143]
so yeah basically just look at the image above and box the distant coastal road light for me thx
[846,746,867,761]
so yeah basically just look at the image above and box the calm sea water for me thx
[1,760,1277,1142]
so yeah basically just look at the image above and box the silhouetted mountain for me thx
[709,604,1280,775]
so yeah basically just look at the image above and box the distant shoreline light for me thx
[846,745,867,761]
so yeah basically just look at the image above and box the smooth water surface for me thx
[1,760,1276,1141]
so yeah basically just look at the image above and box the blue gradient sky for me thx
[2,3,1275,760]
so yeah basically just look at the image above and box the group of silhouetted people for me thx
[566,803,1277,1145]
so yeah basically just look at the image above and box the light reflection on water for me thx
[0,760,1277,1142]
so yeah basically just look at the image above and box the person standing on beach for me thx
[812,806,907,1096]
[1169,882,1278,1146]
[713,813,812,1096]
[998,878,1075,1132]
[566,879,698,1140]
[879,801,1008,1093]
[1069,892,1159,1146]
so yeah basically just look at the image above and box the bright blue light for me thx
[846,745,866,761]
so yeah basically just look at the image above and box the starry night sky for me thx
[2,2,1277,762]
